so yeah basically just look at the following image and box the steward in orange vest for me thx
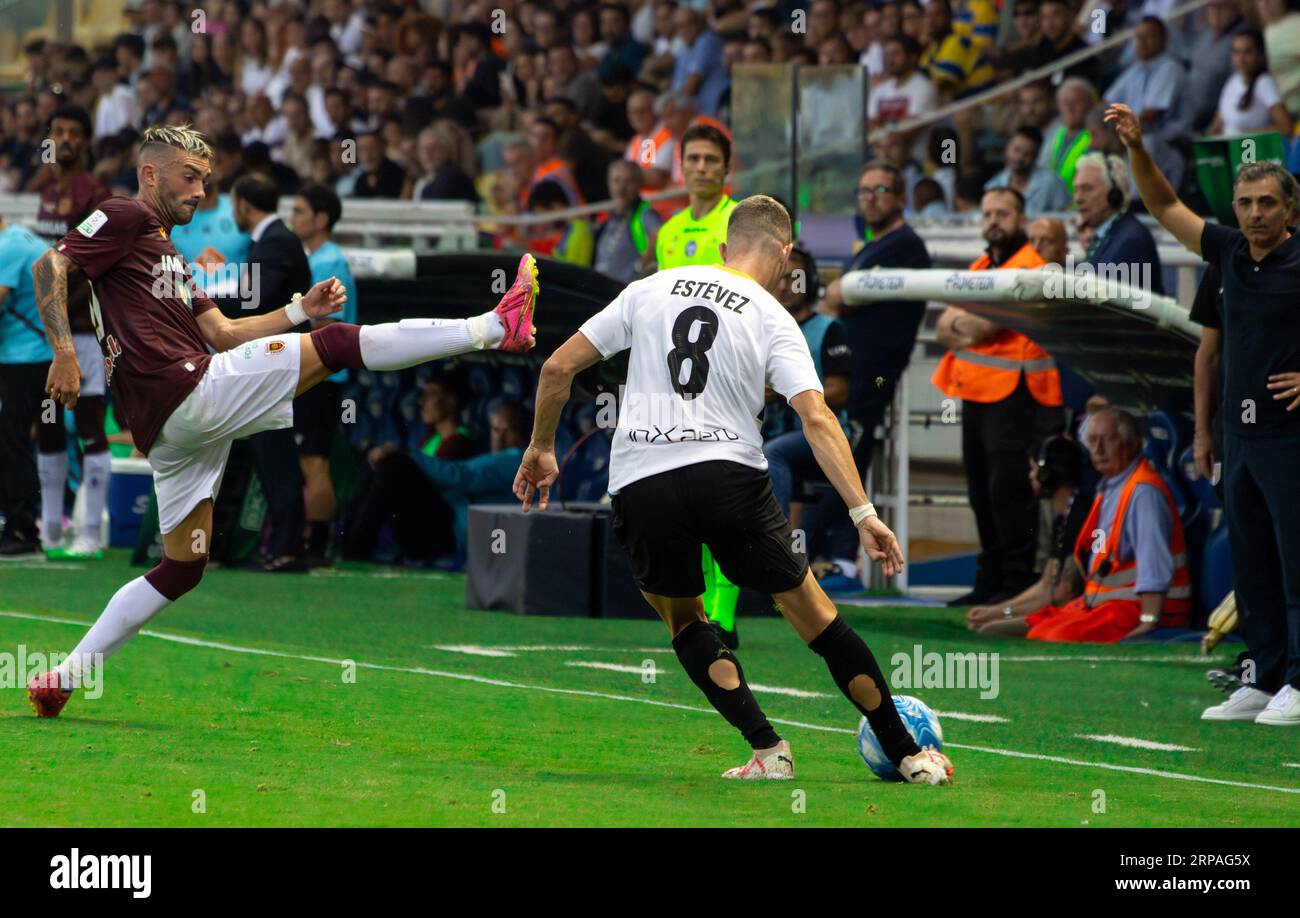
[1025,455,1192,642]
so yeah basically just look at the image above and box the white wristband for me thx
[285,294,308,326]
[849,503,877,526]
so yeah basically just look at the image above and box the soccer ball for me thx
[856,695,944,781]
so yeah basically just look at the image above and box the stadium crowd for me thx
[0,0,1298,714]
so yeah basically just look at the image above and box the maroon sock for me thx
[310,323,364,372]
[144,555,207,601]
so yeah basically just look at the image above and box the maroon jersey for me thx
[55,196,219,456]
[36,171,110,334]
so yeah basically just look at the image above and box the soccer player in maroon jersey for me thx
[30,105,113,559]
[26,123,540,717]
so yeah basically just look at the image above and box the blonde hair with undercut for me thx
[138,122,213,162]
[726,194,792,254]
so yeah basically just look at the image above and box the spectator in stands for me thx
[1015,80,1056,137]
[868,35,938,159]
[1074,210,1094,258]
[912,176,949,215]
[1020,0,1101,91]
[342,131,405,199]
[345,374,478,565]
[548,43,602,121]
[239,18,275,98]
[115,33,146,89]
[1103,17,1189,191]
[289,183,358,566]
[966,433,1089,634]
[1074,151,1165,295]
[984,125,1072,214]
[1115,101,1300,722]
[1208,30,1294,138]
[820,162,932,559]
[872,129,923,207]
[355,400,530,565]
[624,87,674,191]
[452,23,505,112]
[1028,216,1069,265]
[671,6,729,118]
[601,3,649,76]
[412,126,479,204]
[91,56,141,140]
[762,243,854,520]
[1259,0,1300,116]
[1041,77,1095,191]
[1184,0,1246,133]
[996,0,1043,76]
[953,173,986,212]
[933,187,1064,607]
[149,35,192,100]
[277,92,317,180]
[527,179,594,265]
[573,6,608,68]
[921,0,996,101]
[526,116,584,207]
[545,96,612,205]
[587,62,638,155]
[978,408,1192,641]
[594,159,663,282]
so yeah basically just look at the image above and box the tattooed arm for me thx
[33,247,83,408]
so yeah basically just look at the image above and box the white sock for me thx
[81,451,112,547]
[55,576,171,689]
[358,315,505,370]
[37,451,68,544]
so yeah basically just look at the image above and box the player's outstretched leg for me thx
[773,572,954,785]
[644,592,793,779]
[27,499,212,717]
[302,254,538,392]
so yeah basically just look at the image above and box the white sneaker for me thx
[721,740,794,779]
[1255,684,1300,726]
[1201,686,1273,721]
[899,746,954,785]
[59,536,104,559]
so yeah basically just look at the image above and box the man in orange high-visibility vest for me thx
[974,408,1192,641]
[933,186,1064,607]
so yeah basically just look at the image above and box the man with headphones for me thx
[1074,151,1166,296]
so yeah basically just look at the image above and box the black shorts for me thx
[610,460,809,598]
[293,381,341,457]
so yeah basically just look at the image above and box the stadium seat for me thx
[1177,444,1221,515]
[1198,524,1234,616]
[1143,410,1183,473]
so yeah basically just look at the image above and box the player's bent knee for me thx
[847,674,881,711]
[708,658,741,690]
[143,554,208,601]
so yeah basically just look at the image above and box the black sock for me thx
[672,620,780,750]
[308,521,330,557]
[809,615,920,763]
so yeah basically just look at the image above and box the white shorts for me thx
[148,333,302,535]
[74,332,105,398]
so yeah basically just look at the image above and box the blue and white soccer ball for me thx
[856,695,944,781]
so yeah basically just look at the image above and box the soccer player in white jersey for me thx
[513,195,954,784]
[27,123,539,718]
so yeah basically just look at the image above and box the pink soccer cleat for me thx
[28,671,73,718]
[493,253,539,353]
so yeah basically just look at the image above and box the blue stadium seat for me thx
[1176,444,1220,514]
[1143,410,1182,473]
[1198,524,1234,615]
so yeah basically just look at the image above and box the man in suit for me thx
[219,174,312,571]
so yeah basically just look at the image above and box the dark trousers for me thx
[0,362,48,541]
[1223,430,1300,691]
[248,426,305,558]
[961,377,1058,595]
[342,452,456,561]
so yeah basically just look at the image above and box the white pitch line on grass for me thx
[3,609,1298,797]
[432,644,676,657]
[1076,734,1200,752]
[935,711,1010,724]
[1284,763,1300,769]
[564,661,832,698]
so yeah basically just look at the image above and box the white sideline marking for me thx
[1076,734,1200,752]
[1000,655,1208,664]
[311,569,447,581]
[564,661,832,698]
[936,711,1010,724]
[1284,763,1300,769]
[4,609,1298,797]
[432,644,675,657]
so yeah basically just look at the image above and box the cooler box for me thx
[108,457,154,548]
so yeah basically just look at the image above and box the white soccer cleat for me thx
[47,535,105,560]
[1255,684,1300,726]
[899,747,954,785]
[1201,686,1273,721]
[722,740,794,780]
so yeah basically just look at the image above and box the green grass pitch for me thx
[2,550,1297,827]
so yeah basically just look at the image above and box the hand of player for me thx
[1103,103,1143,149]
[45,349,81,409]
[1193,428,1215,480]
[300,277,347,318]
[513,444,559,512]
[858,515,904,578]
[1267,371,1300,411]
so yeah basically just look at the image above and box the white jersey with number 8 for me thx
[579,264,823,495]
